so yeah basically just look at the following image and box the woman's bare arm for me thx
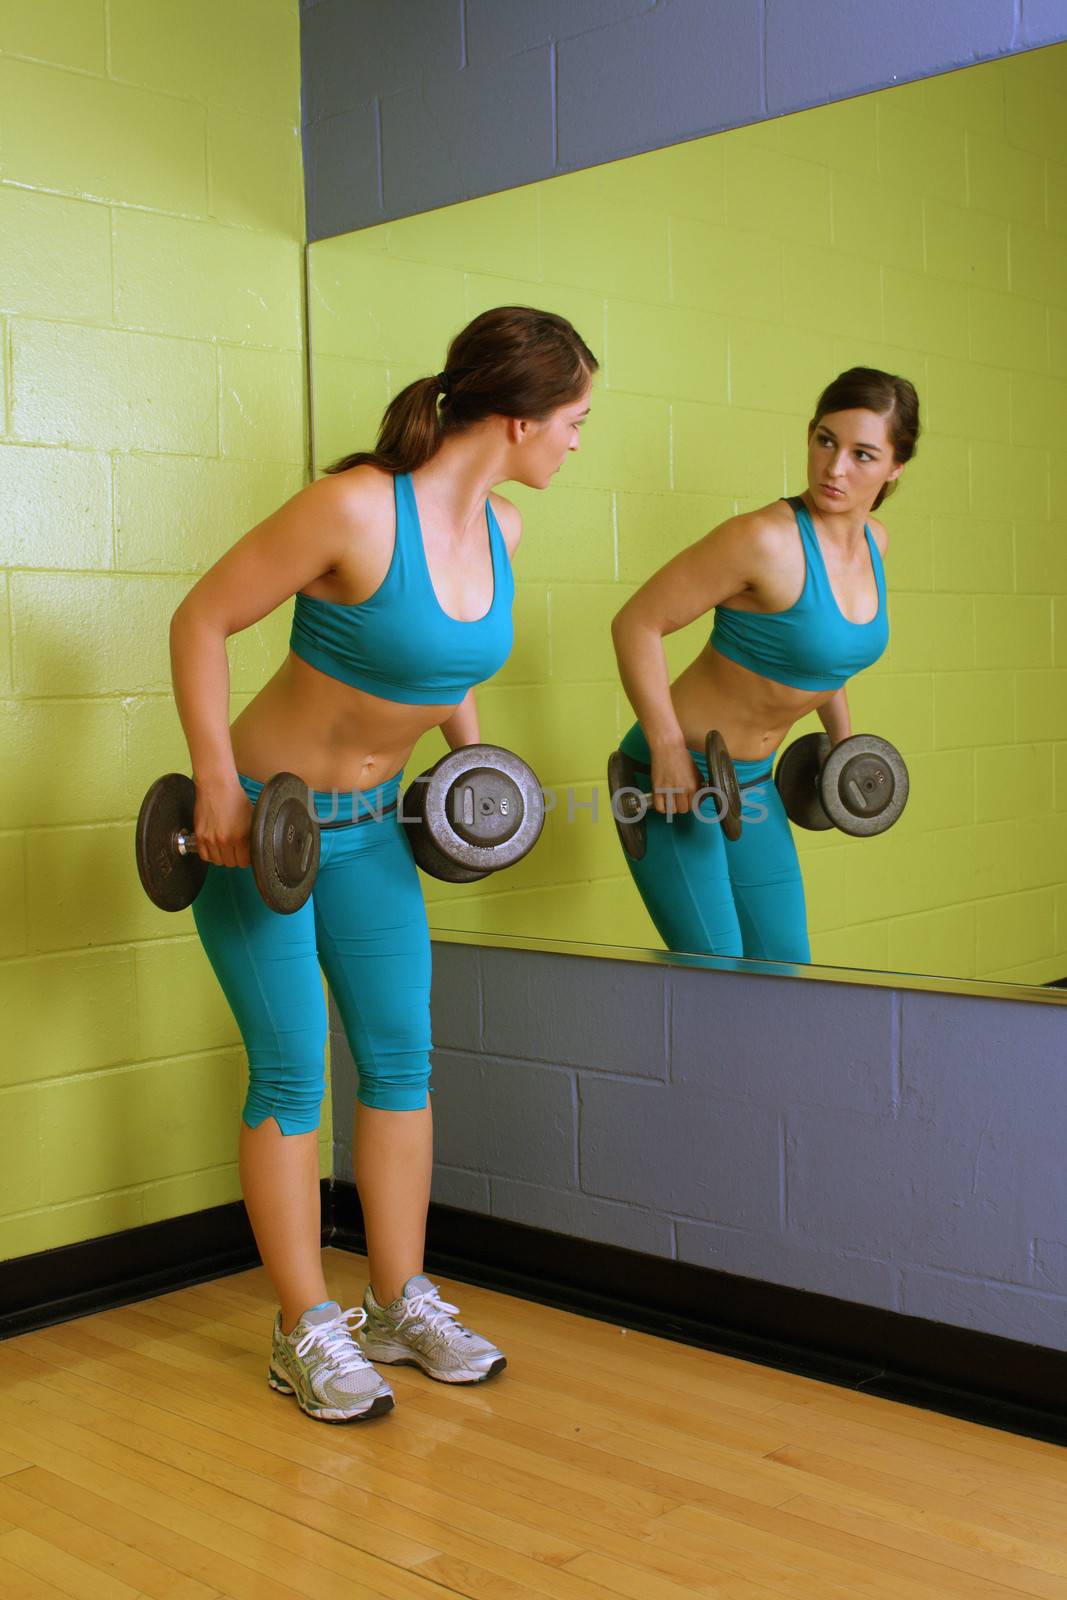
[610,514,770,802]
[816,686,852,745]
[169,473,371,862]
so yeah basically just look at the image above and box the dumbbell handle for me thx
[618,787,696,818]
[619,773,760,819]
[173,827,315,875]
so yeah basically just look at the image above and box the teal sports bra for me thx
[290,472,515,705]
[710,496,888,692]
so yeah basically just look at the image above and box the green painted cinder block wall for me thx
[309,46,1067,987]
[0,0,312,1261]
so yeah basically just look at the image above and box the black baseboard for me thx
[0,1188,325,1339]
[4,1180,1066,1447]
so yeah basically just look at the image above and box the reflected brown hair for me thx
[326,305,598,476]
[811,366,921,510]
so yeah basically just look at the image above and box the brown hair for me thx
[326,305,598,476]
[811,366,921,510]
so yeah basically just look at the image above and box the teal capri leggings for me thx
[192,771,431,1135]
[618,722,810,963]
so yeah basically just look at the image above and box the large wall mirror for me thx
[307,44,1067,993]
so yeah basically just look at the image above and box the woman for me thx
[611,367,919,964]
[170,306,596,1422]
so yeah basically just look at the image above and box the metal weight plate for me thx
[774,732,834,831]
[416,744,545,874]
[135,773,207,911]
[400,774,488,882]
[705,729,743,842]
[819,734,909,837]
[607,749,648,862]
[251,772,320,913]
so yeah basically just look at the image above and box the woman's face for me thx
[513,383,592,488]
[806,407,903,515]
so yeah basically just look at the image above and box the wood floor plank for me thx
[12,1369,579,1567]
[653,1496,1050,1600]
[0,1382,628,1600]
[765,1387,1067,1478]
[13,1469,359,1600]
[15,1323,678,1528]
[0,1471,217,1600]
[6,1365,586,1570]
[647,1509,962,1600]
[780,1490,1067,1596]
[6,1376,742,1600]
[8,1260,1066,1600]
[0,1409,447,1600]
[759,1398,1067,1516]
[0,1545,85,1600]
[0,1525,148,1600]
[766,1443,1067,1552]
[10,1313,681,1560]
[26,1354,668,1550]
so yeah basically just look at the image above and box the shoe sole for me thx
[268,1366,395,1422]
[360,1344,507,1384]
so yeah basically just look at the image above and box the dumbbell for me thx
[137,745,545,914]
[402,743,545,882]
[775,732,909,836]
[607,730,742,862]
[136,771,320,915]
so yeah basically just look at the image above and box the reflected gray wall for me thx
[300,0,1067,240]
[332,944,1067,1352]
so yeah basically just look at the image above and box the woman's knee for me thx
[244,1045,327,1136]
[354,1051,432,1112]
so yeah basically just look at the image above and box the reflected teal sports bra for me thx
[710,496,888,692]
[290,472,515,705]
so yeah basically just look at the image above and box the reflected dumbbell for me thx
[136,771,320,915]
[402,743,545,882]
[775,732,909,836]
[607,730,742,862]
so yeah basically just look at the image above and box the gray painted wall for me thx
[300,0,1067,240]
[332,942,1067,1352]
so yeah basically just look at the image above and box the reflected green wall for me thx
[309,47,1067,986]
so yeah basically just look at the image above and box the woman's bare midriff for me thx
[229,653,458,793]
[669,643,836,762]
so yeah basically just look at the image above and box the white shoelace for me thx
[293,1305,372,1373]
[395,1287,466,1336]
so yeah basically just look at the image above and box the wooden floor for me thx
[1,1251,1066,1599]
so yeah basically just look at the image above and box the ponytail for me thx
[326,373,446,476]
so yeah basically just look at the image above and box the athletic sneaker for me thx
[268,1301,395,1422]
[356,1274,507,1384]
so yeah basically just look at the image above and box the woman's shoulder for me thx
[311,464,396,517]
[711,498,797,558]
[488,490,523,556]
[867,514,889,556]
